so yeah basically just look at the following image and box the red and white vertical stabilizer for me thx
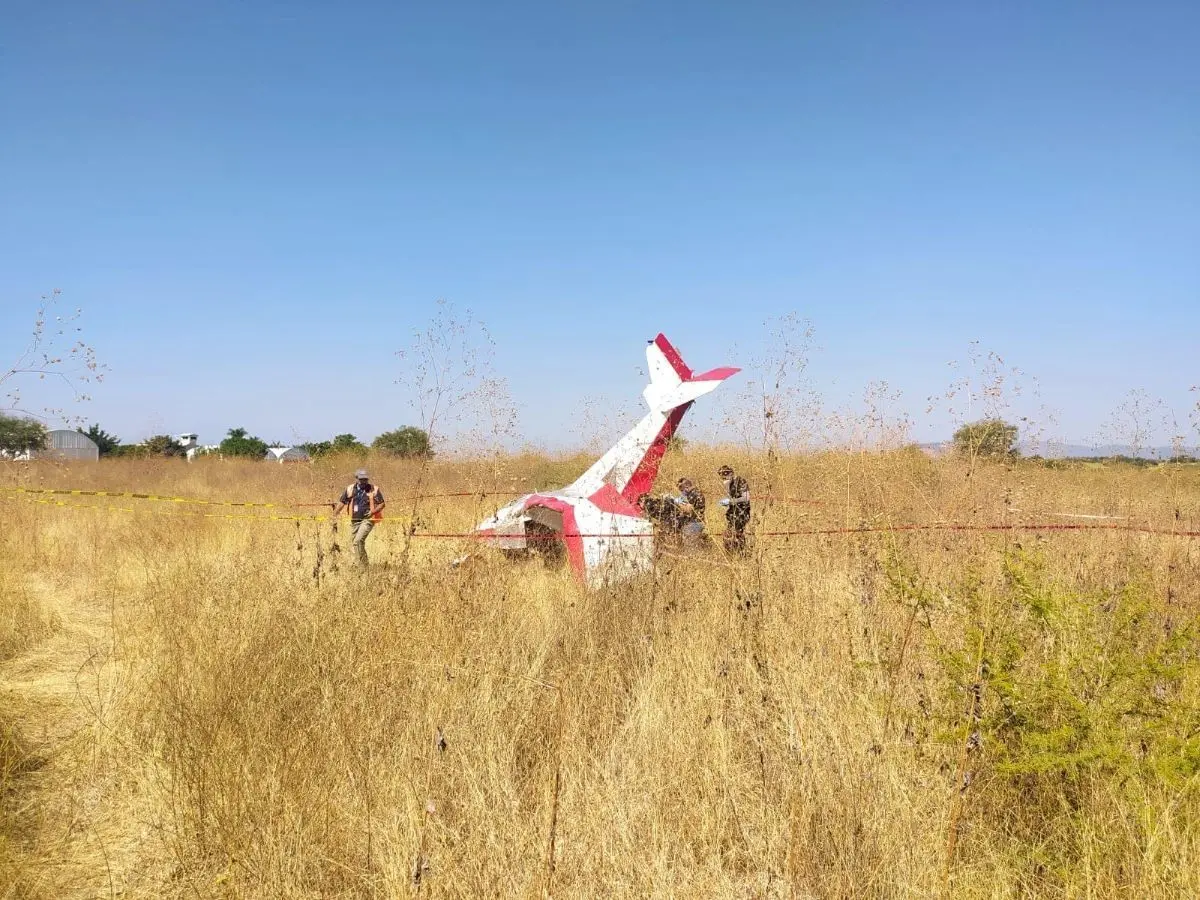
[568,335,740,501]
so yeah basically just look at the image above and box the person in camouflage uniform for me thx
[717,464,751,553]
[671,477,708,548]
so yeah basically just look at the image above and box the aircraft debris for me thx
[472,334,738,587]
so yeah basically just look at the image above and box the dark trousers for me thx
[724,510,750,553]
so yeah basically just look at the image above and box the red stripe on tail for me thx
[654,334,693,380]
[620,402,690,503]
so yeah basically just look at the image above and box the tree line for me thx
[0,414,432,460]
[7,412,1191,465]
[0,413,1043,462]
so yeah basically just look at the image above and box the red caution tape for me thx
[409,522,1200,540]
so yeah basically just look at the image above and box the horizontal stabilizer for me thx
[643,334,739,413]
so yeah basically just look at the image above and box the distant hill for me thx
[920,441,1194,460]
[1028,443,1183,459]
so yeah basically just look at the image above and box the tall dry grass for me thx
[1,450,1198,898]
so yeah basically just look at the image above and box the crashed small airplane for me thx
[474,334,739,587]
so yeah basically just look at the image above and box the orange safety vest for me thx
[345,483,384,522]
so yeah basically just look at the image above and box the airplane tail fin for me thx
[643,334,739,414]
[567,334,739,503]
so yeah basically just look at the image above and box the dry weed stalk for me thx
[393,301,518,569]
[2,290,106,424]
[940,627,986,898]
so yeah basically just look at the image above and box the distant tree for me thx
[953,419,1019,460]
[372,426,432,458]
[0,413,47,455]
[331,433,368,454]
[219,427,269,459]
[299,440,333,459]
[79,423,121,456]
[141,434,186,458]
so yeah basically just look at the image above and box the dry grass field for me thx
[2,450,1198,898]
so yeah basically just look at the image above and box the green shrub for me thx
[953,419,1019,460]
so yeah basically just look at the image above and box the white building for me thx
[178,433,220,461]
[27,430,100,462]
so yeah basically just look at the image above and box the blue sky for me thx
[2,1,1197,450]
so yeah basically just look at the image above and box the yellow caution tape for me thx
[1,493,420,525]
[2,493,137,514]
[0,486,300,509]
[1,492,331,522]
[0,486,436,525]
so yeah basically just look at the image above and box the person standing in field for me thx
[331,469,385,566]
[671,477,708,548]
[717,464,751,553]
